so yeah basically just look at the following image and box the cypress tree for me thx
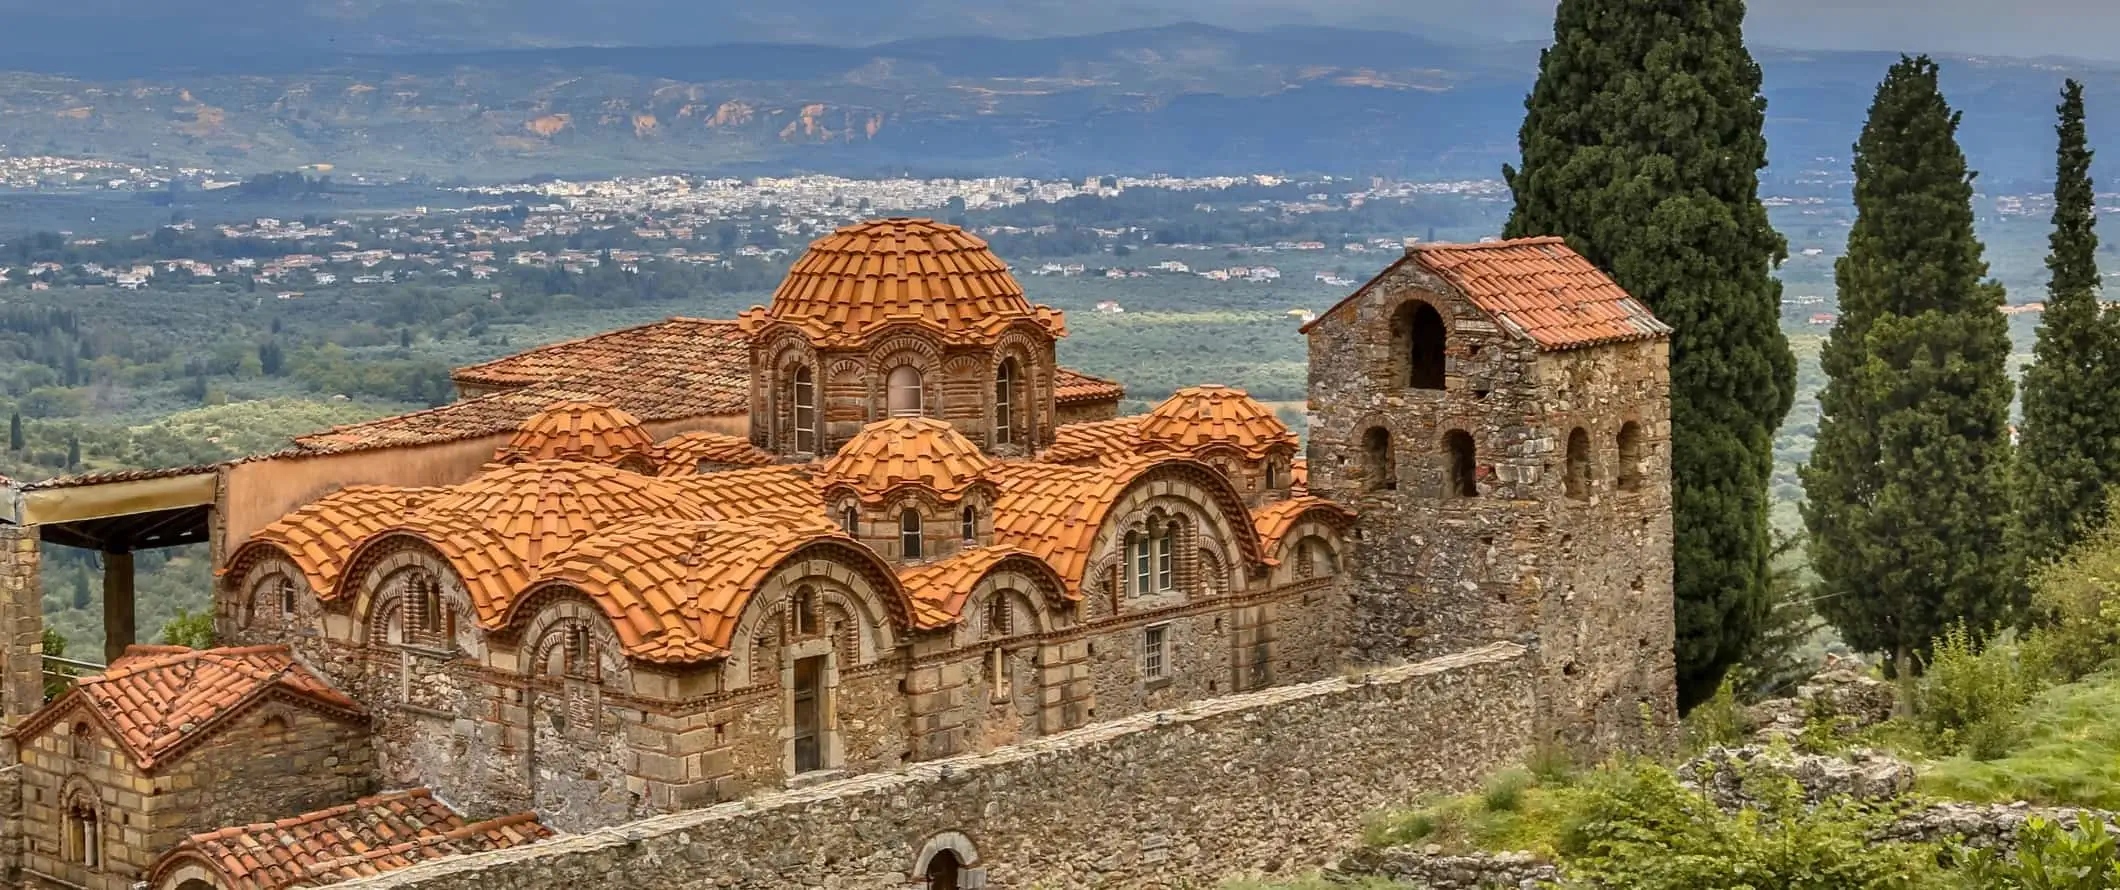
[1504,0,1794,707]
[1801,56,2017,675]
[2014,79,2119,568]
[65,434,79,470]
[8,412,22,452]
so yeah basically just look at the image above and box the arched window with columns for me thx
[887,366,924,417]
[792,366,817,453]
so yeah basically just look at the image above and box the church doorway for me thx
[925,849,963,890]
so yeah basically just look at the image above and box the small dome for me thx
[499,401,658,467]
[422,461,711,566]
[749,218,1060,346]
[818,417,994,503]
[1138,385,1299,460]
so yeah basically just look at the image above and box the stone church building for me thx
[0,220,1674,890]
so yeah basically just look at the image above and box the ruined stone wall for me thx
[153,707,375,844]
[333,643,1534,890]
[1054,396,1121,426]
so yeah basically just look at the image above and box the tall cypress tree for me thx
[2014,79,2118,568]
[1801,56,2017,674]
[1504,0,1794,708]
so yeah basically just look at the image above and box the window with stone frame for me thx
[986,593,1013,638]
[63,792,99,869]
[402,570,454,650]
[1444,430,1479,498]
[1616,421,1644,492]
[900,509,924,560]
[840,504,860,537]
[278,575,299,620]
[792,585,820,638]
[961,505,978,543]
[1565,427,1592,501]
[69,722,92,762]
[1128,532,1151,596]
[1363,427,1397,491]
[792,366,818,454]
[1154,520,1176,592]
[1392,300,1448,391]
[1142,623,1170,681]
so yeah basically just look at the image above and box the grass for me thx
[1919,669,2120,809]
[1361,765,1586,859]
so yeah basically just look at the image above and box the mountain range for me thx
[2,22,2116,186]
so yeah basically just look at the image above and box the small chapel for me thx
[0,219,1677,890]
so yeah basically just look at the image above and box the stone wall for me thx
[333,643,1534,890]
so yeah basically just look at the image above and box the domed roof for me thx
[1137,385,1299,460]
[421,460,711,567]
[498,401,658,467]
[743,218,1064,347]
[818,417,994,503]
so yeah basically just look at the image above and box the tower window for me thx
[988,594,1013,638]
[900,509,924,560]
[793,366,817,454]
[1565,427,1592,501]
[1265,461,1278,490]
[1393,301,1448,390]
[1445,430,1479,498]
[887,366,924,417]
[961,505,978,542]
[840,504,860,536]
[1362,427,1396,492]
[995,359,1018,446]
[1616,422,1644,492]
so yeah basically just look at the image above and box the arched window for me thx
[64,794,99,868]
[961,505,977,542]
[1154,521,1176,592]
[260,714,290,738]
[840,504,860,536]
[995,359,1018,446]
[278,575,298,618]
[1565,427,1592,501]
[566,625,591,673]
[926,849,965,890]
[1445,430,1479,498]
[792,366,817,454]
[1393,301,1447,390]
[69,722,91,762]
[1265,461,1278,490]
[793,586,818,637]
[1362,427,1396,492]
[1128,532,1151,596]
[987,594,1013,638]
[1617,422,1644,492]
[887,366,924,417]
[900,509,924,560]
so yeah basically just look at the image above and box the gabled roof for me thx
[152,788,551,890]
[20,645,363,771]
[450,316,750,393]
[1303,237,1671,351]
[1054,367,1126,405]
[738,218,1066,348]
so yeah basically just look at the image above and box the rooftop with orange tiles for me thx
[152,788,552,890]
[817,417,994,504]
[495,401,658,466]
[655,430,777,474]
[1137,385,1298,460]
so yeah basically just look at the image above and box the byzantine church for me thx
[0,218,1676,890]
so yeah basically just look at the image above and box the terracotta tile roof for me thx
[530,515,896,663]
[737,218,1066,347]
[495,401,658,466]
[990,456,1232,595]
[155,788,552,890]
[1302,237,1671,351]
[1291,458,1309,493]
[22,645,362,771]
[229,486,445,595]
[818,418,994,504]
[1252,496,1357,552]
[1137,385,1298,460]
[897,545,1069,629]
[9,463,221,491]
[655,431,777,474]
[296,320,750,455]
[661,465,825,519]
[1043,417,1145,465]
[1054,367,1125,405]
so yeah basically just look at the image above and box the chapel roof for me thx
[1136,385,1298,460]
[817,417,994,504]
[155,788,552,890]
[495,401,658,466]
[988,455,1263,595]
[738,218,1065,347]
[1042,417,1144,466]
[22,645,362,770]
[1304,236,1671,351]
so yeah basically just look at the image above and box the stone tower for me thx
[1303,237,1677,751]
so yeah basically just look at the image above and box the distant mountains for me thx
[0,22,2115,186]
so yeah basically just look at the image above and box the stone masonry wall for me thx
[333,643,1533,890]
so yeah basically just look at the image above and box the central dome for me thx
[756,218,1058,346]
[818,417,994,503]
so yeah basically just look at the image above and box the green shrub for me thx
[2025,516,2120,683]
[1921,675,2120,809]
[1681,673,1747,755]
[1481,769,1533,813]
[1919,622,2044,759]
[1956,813,2120,889]
[157,608,215,650]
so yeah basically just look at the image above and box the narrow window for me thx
[887,365,923,417]
[989,647,1010,699]
[1143,624,1169,680]
[1394,301,1447,390]
[1154,523,1174,592]
[69,723,91,762]
[1362,427,1396,492]
[988,595,1012,638]
[793,586,818,637]
[792,366,817,453]
[1616,422,1644,492]
[417,575,441,634]
[1295,540,1315,579]
[995,359,1017,446]
[1565,427,1592,502]
[1445,430,1479,498]
[65,798,98,868]
[840,504,860,536]
[1265,461,1278,489]
[961,505,977,542]
[566,624,590,673]
[900,509,924,560]
[278,576,298,618]
[1131,533,1151,595]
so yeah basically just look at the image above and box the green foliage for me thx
[2022,509,2120,683]
[1504,0,1796,710]
[1803,56,2019,677]
[1918,623,2045,759]
[1921,669,2120,809]
[1557,762,1946,890]
[157,608,215,650]
[1959,814,2120,889]
[2014,80,2120,571]
[1680,673,1748,755]
[1741,531,1831,700]
[1364,762,1589,859]
[1480,768,1534,813]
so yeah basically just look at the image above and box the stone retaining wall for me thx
[336,643,1534,890]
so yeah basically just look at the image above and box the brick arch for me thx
[343,540,477,653]
[722,541,908,690]
[948,558,1072,648]
[867,333,945,419]
[146,853,225,890]
[760,336,821,453]
[1096,460,1270,592]
[517,592,632,686]
[911,830,983,877]
[224,549,306,634]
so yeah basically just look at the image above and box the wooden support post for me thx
[103,550,134,664]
